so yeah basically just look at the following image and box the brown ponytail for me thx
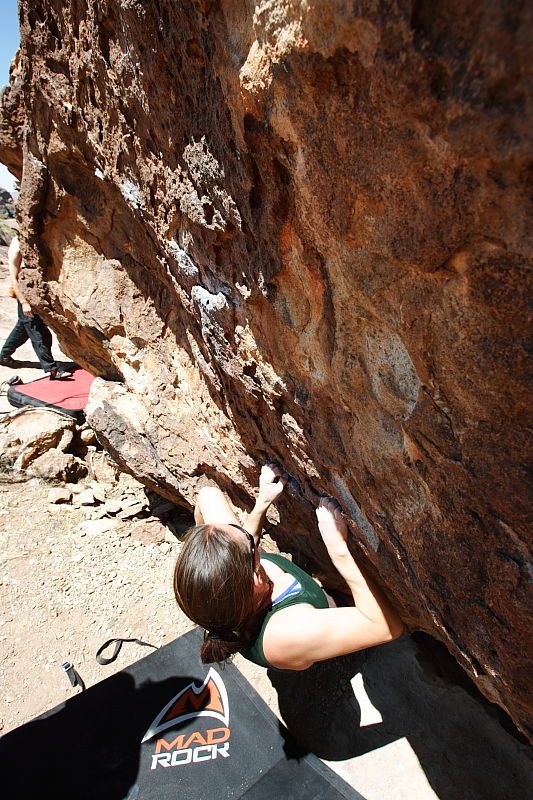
[173,525,258,664]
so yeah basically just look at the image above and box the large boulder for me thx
[1,1,531,738]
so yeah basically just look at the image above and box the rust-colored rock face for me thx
[0,51,24,181]
[1,1,531,736]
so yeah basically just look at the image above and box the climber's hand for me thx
[316,497,350,557]
[257,462,288,507]
[21,301,33,317]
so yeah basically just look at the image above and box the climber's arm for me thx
[315,497,403,635]
[243,463,287,543]
[264,602,402,670]
[263,497,404,670]
[8,237,32,315]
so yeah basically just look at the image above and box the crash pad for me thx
[0,628,365,800]
[7,368,94,422]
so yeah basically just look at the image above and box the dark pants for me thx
[0,301,58,372]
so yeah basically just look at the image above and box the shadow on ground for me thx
[269,634,532,800]
[0,671,175,799]
[0,359,77,371]
[0,358,41,369]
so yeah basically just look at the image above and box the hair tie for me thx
[206,628,239,642]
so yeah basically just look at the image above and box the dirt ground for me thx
[0,472,275,735]
[0,473,187,731]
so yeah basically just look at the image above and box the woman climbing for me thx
[173,464,404,670]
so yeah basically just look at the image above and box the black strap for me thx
[60,660,86,691]
[72,667,86,691]
[96,637,156,666]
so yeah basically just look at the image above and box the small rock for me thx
[88,450,120,484]
[56,428,74,453]
[75,489,96,506]
[27,451,88,483]
[103,498,122,515]
[76,519,120,536]
[67,483,86,494]
[159,542,171,554]
[118,503,146,520]
[121,496,147,510]
[131,519,166,545]
[47,487,72,505]
[1,410,76,470]
[90,484,107,503]
[91,479,113,492]
[79,427,97,445]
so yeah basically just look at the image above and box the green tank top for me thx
[239,552,329,669]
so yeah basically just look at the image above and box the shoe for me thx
[0,355,17,367]
[49,369,71,380]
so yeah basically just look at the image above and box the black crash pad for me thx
[0,628,366,800]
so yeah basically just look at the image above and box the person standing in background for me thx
[0,235,69,379]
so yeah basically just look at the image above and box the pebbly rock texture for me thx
[1,1,531,737]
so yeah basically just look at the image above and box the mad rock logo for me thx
[143,669,231,770]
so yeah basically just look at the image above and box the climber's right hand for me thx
[316,497,350,557]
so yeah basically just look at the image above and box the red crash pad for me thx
[7,368,95,421]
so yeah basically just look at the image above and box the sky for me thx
[0,0,20,193]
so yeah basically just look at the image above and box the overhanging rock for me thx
[1,1,531,739]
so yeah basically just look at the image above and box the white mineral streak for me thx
[183,136,224,183]
[166,241,199,279]
[118,178,145,210]
[191,285,228,312]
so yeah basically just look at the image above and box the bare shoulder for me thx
[262,602,401,671]
[262,604,320,671]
